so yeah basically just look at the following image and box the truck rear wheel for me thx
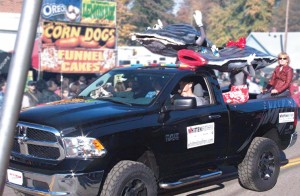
[238,137,280,191]
[101,160,157,196]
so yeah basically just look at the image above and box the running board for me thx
[159,170,222,189]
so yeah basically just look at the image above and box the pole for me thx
[0,0,42,193]
[284,0,290,52]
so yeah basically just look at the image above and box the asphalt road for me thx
[3,123,300,196]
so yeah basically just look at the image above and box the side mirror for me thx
[165,97,197,111]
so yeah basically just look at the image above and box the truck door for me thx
[159,75,230,175]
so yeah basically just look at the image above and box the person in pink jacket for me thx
[290,80,300,106]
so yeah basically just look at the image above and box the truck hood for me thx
[19,99,145,129]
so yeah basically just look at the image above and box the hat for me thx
[27,80,36,86]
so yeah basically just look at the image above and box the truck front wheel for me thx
[101,160,157,196]
[238,137,280,191]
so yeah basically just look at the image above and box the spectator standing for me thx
[40,80,61,103]
[78,75,87,92]
[131,60,143,67]
[22,81,42,108]
[290,79,300,106]
[61,77,70,90]
[36,79,48,94]
[257,70,267,89]
[247,77,261,94]
[69,82,80,98]
[61,88,71,100]
[0,78,7,112]
[150,60,159,66]
[87,76,97,85]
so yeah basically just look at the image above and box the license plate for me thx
[7,169,23,185]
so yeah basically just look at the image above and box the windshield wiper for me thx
[97,97,132,106]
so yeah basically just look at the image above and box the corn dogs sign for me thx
[40,21,116,73]
[42,22,116,48]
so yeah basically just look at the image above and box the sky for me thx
[172,0,184,15]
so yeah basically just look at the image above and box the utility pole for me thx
[0,0,42,193]
[284,0,290,52]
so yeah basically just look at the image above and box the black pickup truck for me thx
[6,66,298,196]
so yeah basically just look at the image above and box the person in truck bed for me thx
[257,52,293,99]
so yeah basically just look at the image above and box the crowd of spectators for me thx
[20,75,97,108]
[15,74,95,109]
[0,69,299,112]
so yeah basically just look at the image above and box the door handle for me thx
[208,115,221,120]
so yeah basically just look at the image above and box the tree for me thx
[116,0,137,45]
[174,0,214,24]
[272,0,300,32]
[117,0,300,47]
[116,0,176,45]
[206,0,275,46]
[127,0,176,32]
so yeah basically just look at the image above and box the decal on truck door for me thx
[187,122,215,149]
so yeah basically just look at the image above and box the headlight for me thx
[62,137,107,158]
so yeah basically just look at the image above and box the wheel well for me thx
[262,128,281,149]
[98,148,159,194]
[109,147,159,179]
[137,150,159,179]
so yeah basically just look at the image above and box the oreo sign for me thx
[42,4,66,18]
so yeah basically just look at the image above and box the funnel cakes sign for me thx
[40,47,116,73]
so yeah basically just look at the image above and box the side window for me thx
[169,75,212,107]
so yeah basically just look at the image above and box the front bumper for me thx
[6,167,104,196]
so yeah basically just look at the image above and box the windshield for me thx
[79,69,172,105]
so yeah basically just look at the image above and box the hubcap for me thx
[122,179,147,196]
[258,152,276,180]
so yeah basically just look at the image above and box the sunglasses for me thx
[278,57,287,60]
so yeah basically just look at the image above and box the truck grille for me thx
[12,122,65,161]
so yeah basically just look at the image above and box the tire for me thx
[238,137,280,192]
[101,160,157,196]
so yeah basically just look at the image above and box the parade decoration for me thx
[132,24,277,72]
[226,37,246,48]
